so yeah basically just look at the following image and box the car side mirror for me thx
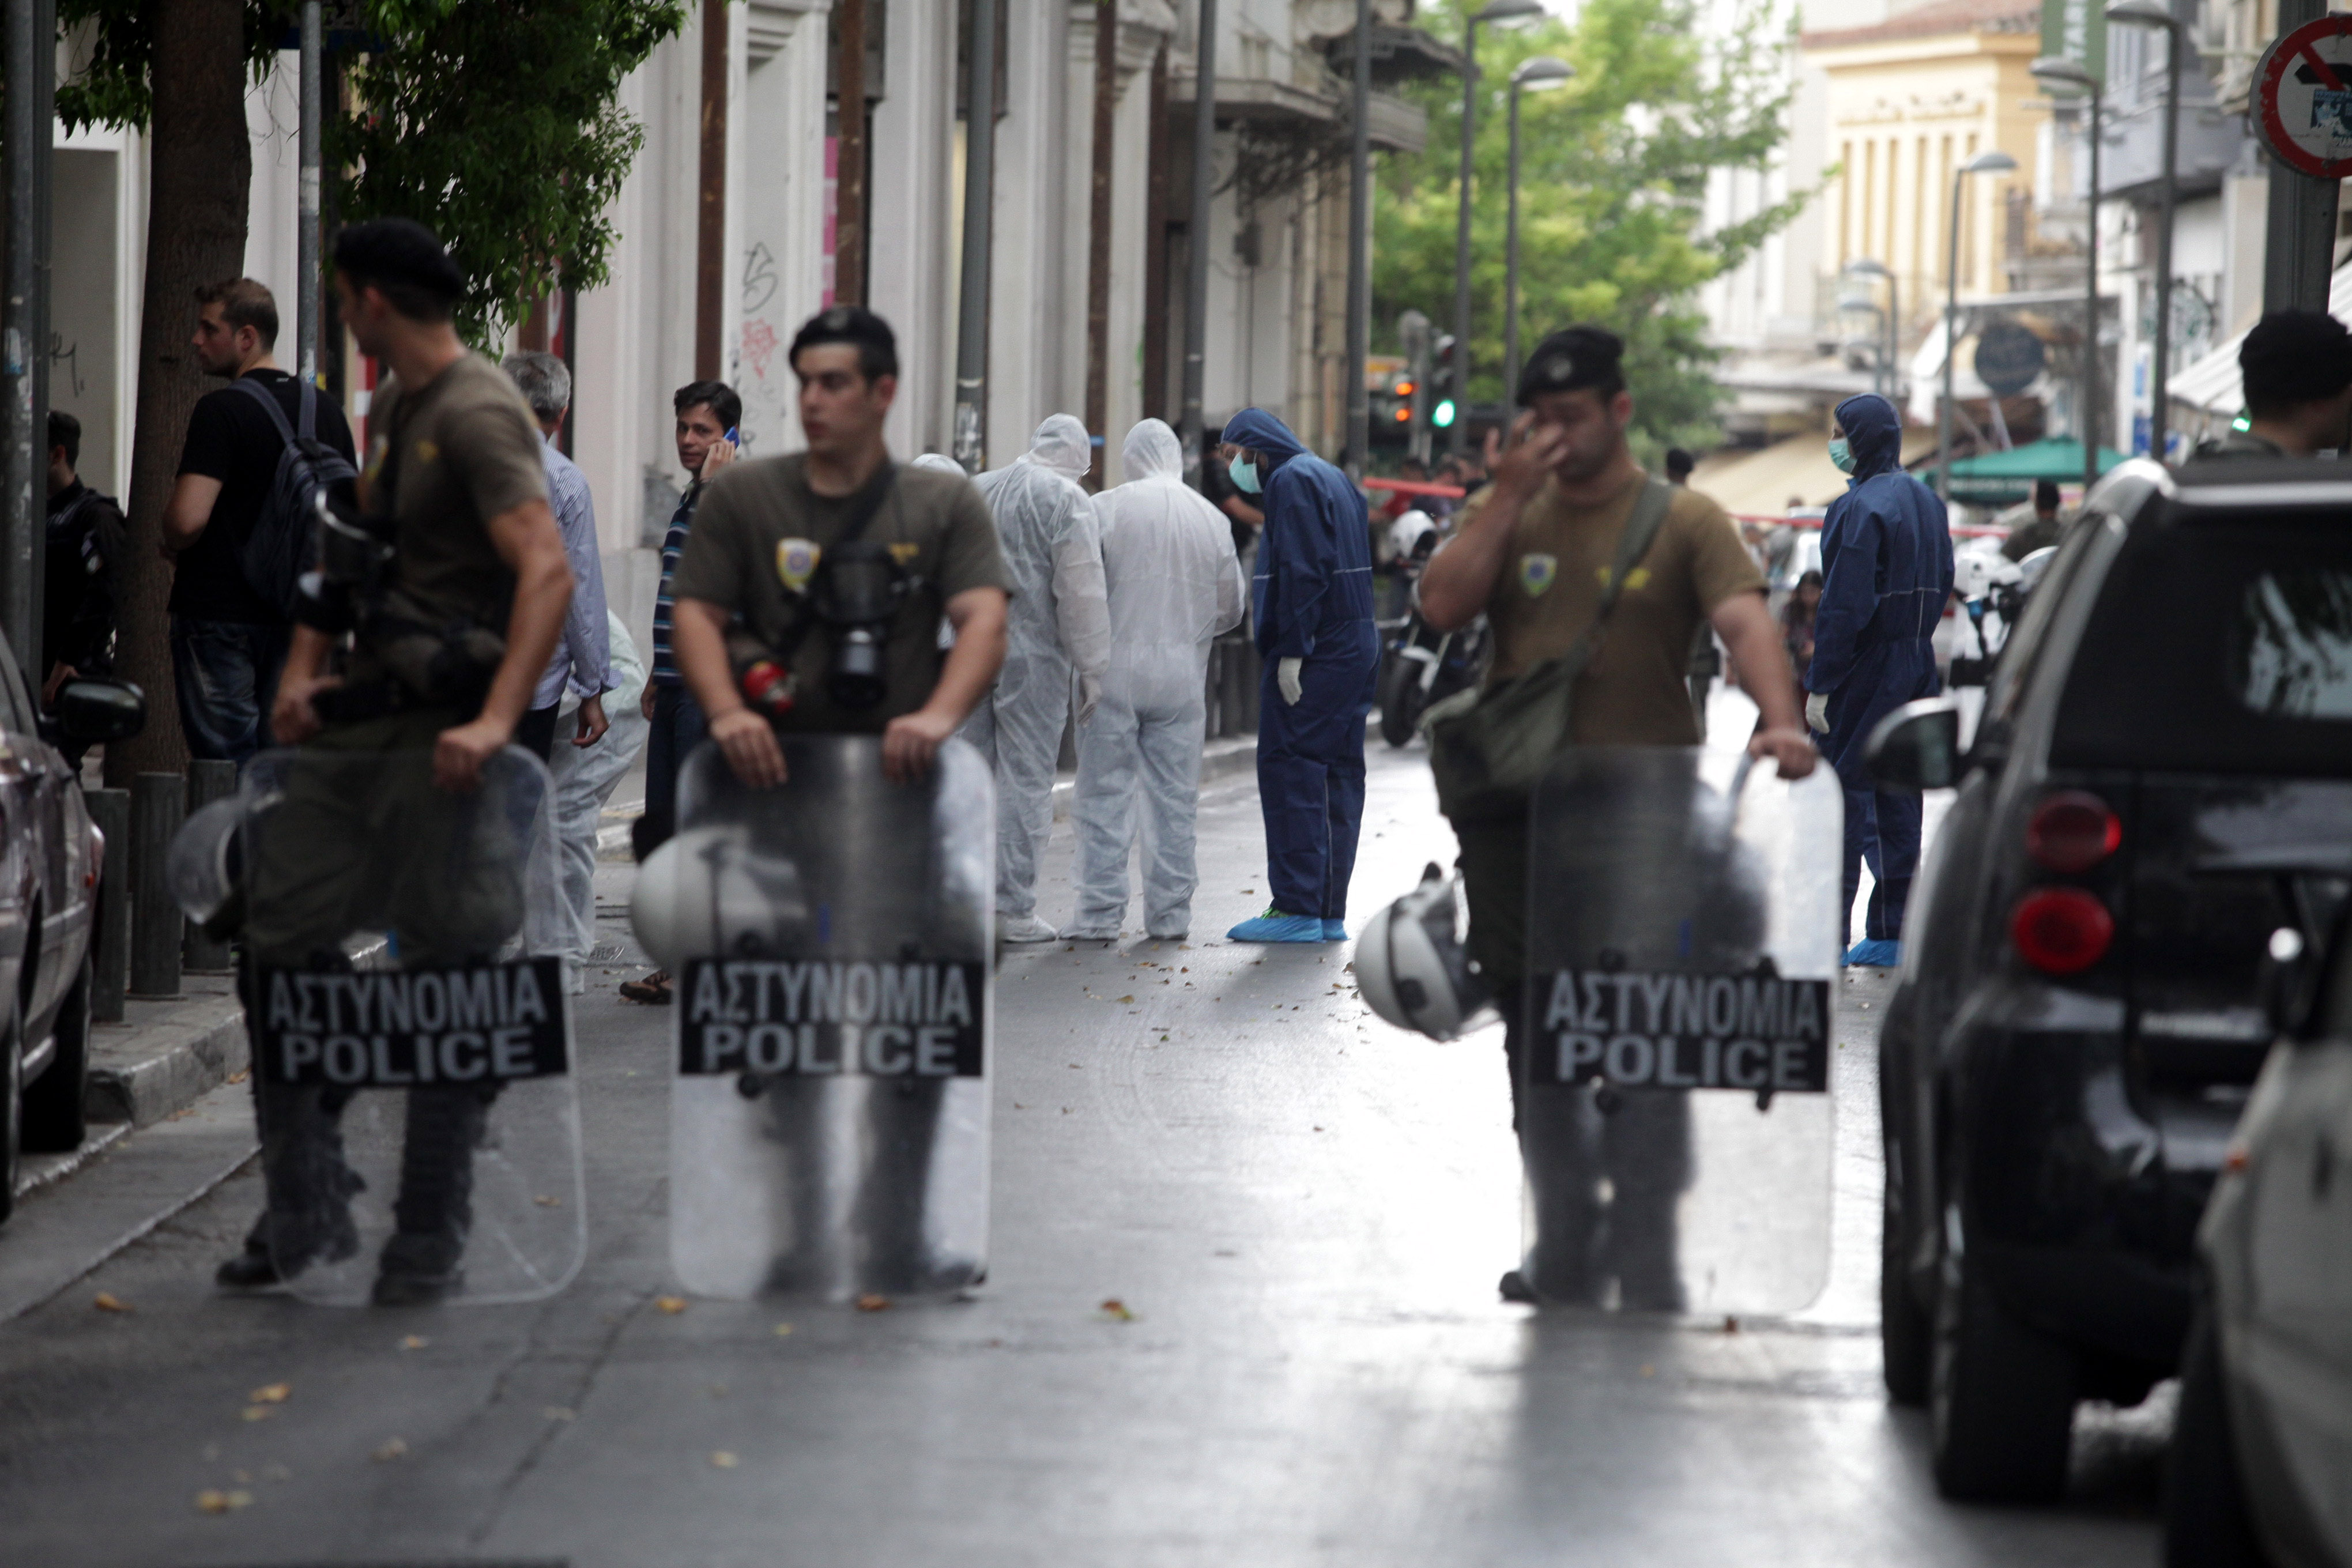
[1864,699,1961,791]
[52,677,146,745]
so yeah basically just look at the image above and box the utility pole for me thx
[297,2,322,385]
[2264,0,2340,313]
[953,0,1000,472]
[3,0,54,669]
[1178,0,1218,487]
[836,0,868,307]
[1083,0,1118,490]
[1343,0,1371,478]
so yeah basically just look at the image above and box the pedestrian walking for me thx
[1805,393,1954,967]
[620,378,738,1005]
[1219,407,1379,944]
[664,303,1010,792]
[1061,419,1246,941]
[957,414,1110,943]
[2002,479,2063,561]
[42,409,126,710]
[161,277,355,763]
[221,218,575,1301]
[544,612,651,988]
[1413,322,1816,1303]
[2189,309,2352,462]
[502,352,612,760]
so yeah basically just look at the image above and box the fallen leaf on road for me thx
[372,1437,408,1462]
[399,1336,429,1351]
[247,1384,291,1405]
[227,1071,248,1084]
[1117,995,1134,1003]
[240,1406,274,1423]
[855,1294,891,1312]
[534,1194,561,1207]
[711,1450,738,1469]
[773,1323,794,1337]
[655,1295,688,1314]
[1099,1298,1135,1321]
[194,1488,254,1514]
[92,1292,128,1313]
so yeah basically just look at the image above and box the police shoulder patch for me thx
[776,538,821,593]
[1518,552,1559,596]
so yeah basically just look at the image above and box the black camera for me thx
[809,541,910,710]
[294,488,394,634]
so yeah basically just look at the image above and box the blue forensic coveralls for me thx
[1222,408,1381,924]
[1809,393,1955,951]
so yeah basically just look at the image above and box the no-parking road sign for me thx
[2257,14,2352,179]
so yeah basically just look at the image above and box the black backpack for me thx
[229,376,359,619]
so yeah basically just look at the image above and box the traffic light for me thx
[1432,398,1458,429]
[1430,333,1458,438]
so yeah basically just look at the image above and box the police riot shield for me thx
[640,734,993,1302]
[1519,747,1842,1315]
[222,748,584,1306]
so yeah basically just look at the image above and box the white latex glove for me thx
[1278,657,1303,706]
[1805,692,1829,733]
[1076,673,1102,726]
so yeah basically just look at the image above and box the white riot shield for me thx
[641,735,993,1302]
[220,748,583,1306]
[1520,747,1841,1315]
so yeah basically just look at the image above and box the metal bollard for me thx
[182,760,238,973]
[86,788,129,1023]
[128,772,185,999]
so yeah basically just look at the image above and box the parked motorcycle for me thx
[1375,513,1488,748]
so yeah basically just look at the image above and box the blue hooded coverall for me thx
[1810,393,1955,949]
[1223,408,1381,922]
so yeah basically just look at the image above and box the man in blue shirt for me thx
[1806,393,1954,967]
[502,352,612,760]
[1218,408,1381,943]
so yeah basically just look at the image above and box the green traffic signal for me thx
[1433,398,1457,429]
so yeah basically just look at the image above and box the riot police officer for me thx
[215,220,576,1303]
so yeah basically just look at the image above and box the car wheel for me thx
[1881,1140,1932,1406]
[2164,1303,2272,1567]
[1931,1200,2079,1502]
[20,954,91,1154]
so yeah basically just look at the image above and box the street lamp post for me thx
[2107,0,2183,463]
[1939,148,2019,506]
[1503,56,1574,397]
[1842,257,1898,402]
[2032,55,2105,494]
[1450,0,1543,456]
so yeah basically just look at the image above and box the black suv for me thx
[0,624,142,1223]
[1868,458,2352,1502]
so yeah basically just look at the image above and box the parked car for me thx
[0,624,144,1224]
[2163,907,2352,1567]
[1863,457,2352,1503]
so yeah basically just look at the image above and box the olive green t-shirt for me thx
[668,454,1009,733]
[360,353,549,640]
[1471,470,1765,746]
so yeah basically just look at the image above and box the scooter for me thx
[1375,523,1487,747]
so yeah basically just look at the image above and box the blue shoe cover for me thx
[1844,938,1901,968]
[1323,918,1349,941]
[1226,910,1329,943]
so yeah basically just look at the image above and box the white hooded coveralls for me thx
[955,415,1110,920]
[1065,420,1246,938]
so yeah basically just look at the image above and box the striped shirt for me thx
[650,483,700,685]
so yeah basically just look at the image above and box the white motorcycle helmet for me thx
[1388,507,1437,563]
[630,823,811,969]
[1354,862,1495,1041]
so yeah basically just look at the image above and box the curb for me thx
[82,982,249,1130]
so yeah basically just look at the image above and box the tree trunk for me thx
[107,0,251,783]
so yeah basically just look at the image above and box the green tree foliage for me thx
[55,0,685,343]
[1375,0,1811,457]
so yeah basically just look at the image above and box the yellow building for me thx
[1801,0,2047,345]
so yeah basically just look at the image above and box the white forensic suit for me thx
[955,415,1110,941]
[1061,419,1246,940]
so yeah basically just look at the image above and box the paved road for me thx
[0,735,2166,1565]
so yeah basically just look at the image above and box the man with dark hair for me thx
[666,302,1009,786]
[619,374,740,1005]
[220,218,576,1301]
[1418,323,1815,1299]
[2003,478,2064,561]
[162,276,355,762]
[43,408,126,706]
[1664,447,1695,485]
[2192,308,2352,461]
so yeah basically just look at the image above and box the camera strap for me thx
[769,458,902,669]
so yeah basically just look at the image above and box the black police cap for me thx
[1516,325,1626,406]
[331,218,464,304]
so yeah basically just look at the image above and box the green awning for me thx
[1933,437,2131,488]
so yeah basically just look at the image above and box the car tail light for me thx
[2011,888,2114,974]
[2027,791,2120,872]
